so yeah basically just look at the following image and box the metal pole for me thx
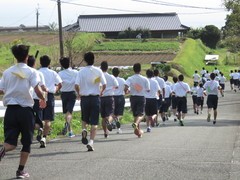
[57,0,64,58]
[36,4,39,31]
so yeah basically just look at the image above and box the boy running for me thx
[203,73,222,124]
[172,74,190,126]
[75,52,106,151]
[124,63,150,137]
[145,69,160,132]
[100,61,118,138]
[38,55,62,148]
[0,44,46,179]
[112,67,126,134]
[58,57,78,138]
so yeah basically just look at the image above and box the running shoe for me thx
[36,128,43,142]
[174,118,177,122]
[116,129,122,134]
[87,144,94,152]
[61,123,68,135]
[111,121,116,129]
[179,120,184,126]
[147,127,151,133]
[213,120,216,125]
[207,114,211,122]
[16,170,30,179]
[68,132,75,138]
[105,120,113,131]
[0,147,5,161]
[104,133,109,138]
[116,121,121,129]
[81,130,88,145]
[40,137,46,148]
[132,122,138,130]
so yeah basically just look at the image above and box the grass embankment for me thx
[170,38,238,85]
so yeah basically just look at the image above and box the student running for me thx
[0,44,46,179]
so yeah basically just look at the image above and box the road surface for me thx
[0,82,240,180]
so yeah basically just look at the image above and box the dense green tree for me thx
[200,25,221,49]
[223,0,240,52]
[186,28,203,39]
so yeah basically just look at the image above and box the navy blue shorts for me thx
[159,98,171,113]
[220,83,225,90]
[207,95,218,110]
[4,105,35,147]
[197,97,204,107]
[100,96,114,118]
[33,99,43,128]
[130,96,145,117]
[176,97,187,113]
[61,91,76,114]
[42,93,55,121]
[192,95,197,105]
[171,95,177,109]
[81,96,100,125]
[113,95,125,116]
[145,98,158,116]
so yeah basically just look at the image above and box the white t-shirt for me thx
[233,72,239,80]
[173,81,190,97]
[191,86,199,96]
[75,65,106,96]
[219,76,226,84]
[113,77,126,96]
[0,63,40,107]
[32,70,46,99]
[39,67,62,93]
[203,80,220,96]
[197,87,204,97]
[154,76,166,90]
[164,84,172,98]
[200,69,207,76]
[145,78,160,99]
[193,73,201,82]
[125,74,150,96]
[102,72,119,96]
[58,68,78,92]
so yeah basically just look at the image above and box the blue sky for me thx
[0,0,228,28]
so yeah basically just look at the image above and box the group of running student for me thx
[229,69,240,92]
[0,47,225,179]
[191,67,225,125]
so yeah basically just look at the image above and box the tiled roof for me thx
[76,13,188,32]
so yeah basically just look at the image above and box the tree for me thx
[222,0,240,52]
[64,32,104,67]
[186,28,203,39]
[49,22,58,31]
[200,25,221,49]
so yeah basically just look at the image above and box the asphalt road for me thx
[0,82,240,180]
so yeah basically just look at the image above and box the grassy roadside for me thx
[170,38,238,85]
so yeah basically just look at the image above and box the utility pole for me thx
[57,0,64,58]
[36,4,40,31]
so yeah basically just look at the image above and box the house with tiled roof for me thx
[64,13,189,38]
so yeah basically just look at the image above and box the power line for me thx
[49,0,227,17]
[49,0,148,13]
[7,10,36,26]
[132,0,225,10]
